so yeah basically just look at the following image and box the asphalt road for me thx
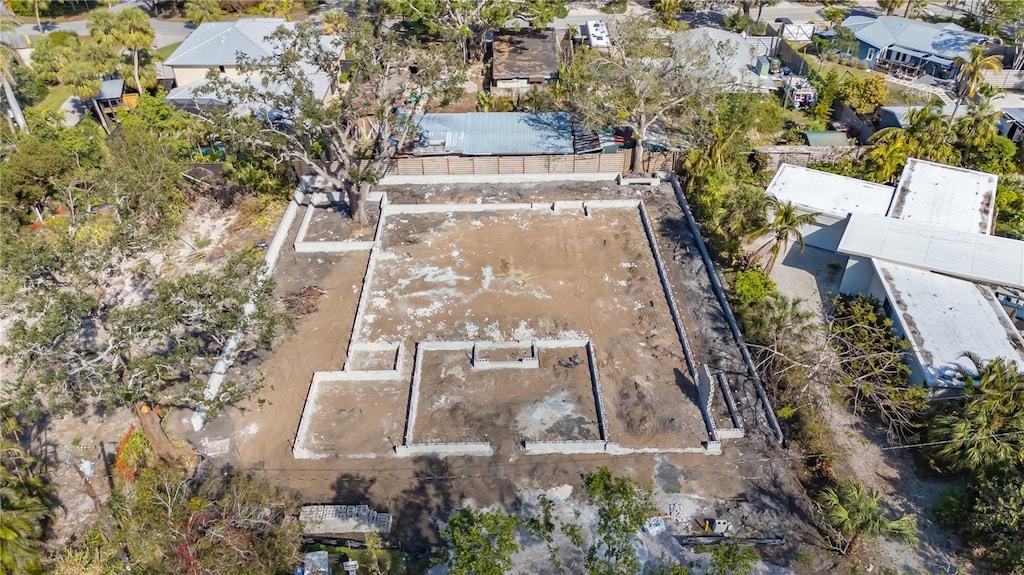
[9,0,969,50]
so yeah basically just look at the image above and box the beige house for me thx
[164,18,338,110]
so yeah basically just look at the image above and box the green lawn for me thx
[33,84,75,113]
[154,41,182,60]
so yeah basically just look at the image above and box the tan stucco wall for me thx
[171,66,241,86]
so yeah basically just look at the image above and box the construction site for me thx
[184,178,794,553]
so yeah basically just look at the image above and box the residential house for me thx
[841,15,991,78]
[765,159,1020,388]
[999,107,1024,142]
[490,29,562,92]
[163,18,338,111]
[671,28,776,94]
[95,78,139,122]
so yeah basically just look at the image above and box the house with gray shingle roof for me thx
[841,15,991,79]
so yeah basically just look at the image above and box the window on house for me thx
[218,65,226,73]
[867,48,876,60]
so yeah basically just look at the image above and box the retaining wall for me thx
[585,341,609,441]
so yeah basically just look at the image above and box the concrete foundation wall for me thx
[716,372,745,439]
[585,341,609,441]
[472,341,539,370]
[292,380,324,459]
[637,201,698,381]
[521,440,611,454]
[394,443,494,457]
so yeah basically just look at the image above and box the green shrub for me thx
[934,485,969,529]
[730,269,776,310]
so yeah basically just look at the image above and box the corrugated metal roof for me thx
[414,112,575,155]
[803,131,852,146]
[841,15,988,61]
[1002,107,1024,125]
[166,19,286,66]
[838,213,1024,289]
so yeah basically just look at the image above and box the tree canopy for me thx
[200,20,466,224]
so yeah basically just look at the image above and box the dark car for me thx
[775,17,793,24]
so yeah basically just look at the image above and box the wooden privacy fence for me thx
[188,151,678,182]
[385,151,632,176]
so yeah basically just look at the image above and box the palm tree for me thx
[87,7,119,48]
[818,481,919,554]
[185,0,223,26]
[740,292,815,348]
[59,59,108,132]
[952,45,1002,118]
[114,8,155,95]
[954,98,999,150]
[31,0,49,33]
[0,408,52,575]
[928,354,1024,475]
[746,197,819,274]
[0,483,51,574]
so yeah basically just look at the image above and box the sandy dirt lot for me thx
[169,182,819,563]
[342,207,705,451]
[415,346,601,446]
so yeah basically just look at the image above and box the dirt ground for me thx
[162,182,823,570]
[339,207,705,451]
[770,243,974,575]
[416,346,601,445]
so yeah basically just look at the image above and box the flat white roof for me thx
[871,259,1024,386]
[764,164,896,219]
[839,214,1024,289]
[890,158,997,235]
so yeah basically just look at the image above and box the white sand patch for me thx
[516,390,578,437]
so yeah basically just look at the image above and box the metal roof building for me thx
[842,15,989,62]
[838,214,1024,290]
[165,18,292,67]
[671,27,777,94]
[411,112,578,156]
[803,131,852,147]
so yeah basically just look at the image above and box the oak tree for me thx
[200,20,466,225]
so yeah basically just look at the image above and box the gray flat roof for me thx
[890,158,996,235]
[764,164,896,219]
[413,112,575,155]
[872,259,1024,386]
[838,213,1024,289]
